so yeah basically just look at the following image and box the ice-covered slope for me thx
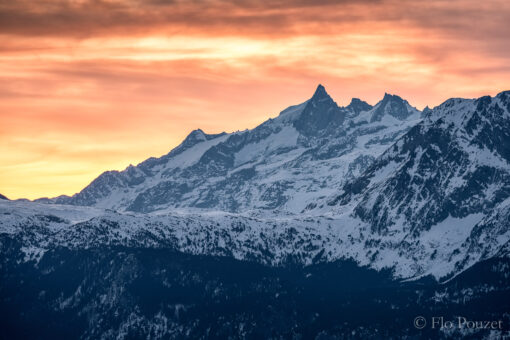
[38,85,421,214]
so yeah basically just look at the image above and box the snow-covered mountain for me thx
[2,88,510,339]
[330,92,510,230]
[321,90,510,277]
[5,87,508,279]
[38,85,421,214]
[6,88,508,280]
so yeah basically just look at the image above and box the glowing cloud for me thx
[1,0,509,199]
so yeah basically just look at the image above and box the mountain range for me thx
[36,85,422,214]
[1,85,509,339]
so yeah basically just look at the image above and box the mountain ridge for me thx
[34,85,423,214]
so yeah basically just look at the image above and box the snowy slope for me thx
[3,191,509,281]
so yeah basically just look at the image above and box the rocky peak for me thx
[346,98,372,117]
[310,84,329,101]
[293,84,347,136]
[182,129,207,147]
[422,106,432,118]
[496,90,510,111]
[370,93,416,122]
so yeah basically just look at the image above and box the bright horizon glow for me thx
[1,0,509,200]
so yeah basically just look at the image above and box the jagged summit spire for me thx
[311,84,330,101]
[383,93,403,101]
[293,84,346,136]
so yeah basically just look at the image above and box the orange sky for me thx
[1,0,509,200]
